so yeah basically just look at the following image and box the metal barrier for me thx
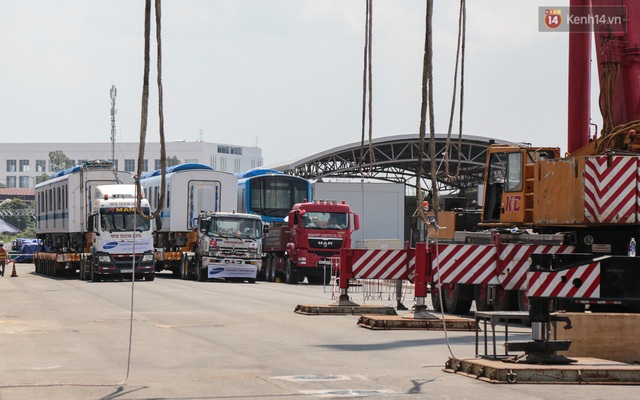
[332,250,417,305]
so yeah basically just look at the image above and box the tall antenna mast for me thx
[110,85,117,167]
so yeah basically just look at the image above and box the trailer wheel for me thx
[285,258,299,284]
[155,261,165,273]
[90,261,101,282]
[196,264,207,282]
[79,257,85,280]
[443,283,473,315]
[474,284,491,312]
[50,259,57,277]
[180,254,189,280]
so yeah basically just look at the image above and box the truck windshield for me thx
[100,207,151,232]
[301,212,347,230]
[209,217,262,239]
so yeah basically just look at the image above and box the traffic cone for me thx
[10,262,17,277]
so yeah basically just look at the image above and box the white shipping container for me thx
[312,181,405,245]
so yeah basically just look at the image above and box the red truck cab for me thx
[263,200,359,284]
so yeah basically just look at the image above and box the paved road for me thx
[1,263,638,399]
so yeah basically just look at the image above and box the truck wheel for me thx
[474,284,491,312]
[285,258,299,285]
[430,285,446,312]
[265,255,274,282]
[517,290,532,326]
[493,287,517,312]
[443,283,473,315]
[145,273,155,281]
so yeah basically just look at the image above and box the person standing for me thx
[0,241,7,277]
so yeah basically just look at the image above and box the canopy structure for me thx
[270,133,514,194]
[0,218,19,233]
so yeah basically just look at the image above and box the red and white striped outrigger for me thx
[337,233,576,313]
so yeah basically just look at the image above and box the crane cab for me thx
[481,144,560,227]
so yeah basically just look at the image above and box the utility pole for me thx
[110,85,117,167]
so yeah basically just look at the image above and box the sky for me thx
[0,0,597,167]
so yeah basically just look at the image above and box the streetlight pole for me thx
[110,85,117,171]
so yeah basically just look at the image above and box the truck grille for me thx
[111,254,142,267]
[217,246,251,257]
[308,238,343,249]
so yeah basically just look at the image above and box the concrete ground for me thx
[1,263,638,399]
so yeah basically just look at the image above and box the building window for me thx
[19,160,30,172]
[36,160,47,172]
[231,147,242,155]
[217,145,230,154]
[220,158,227,172]
[210,155,217,170]
[154,159,161,170]
[19,176,30,188]
[6,176,16,188]
[234,158,241,173]
[125,159,135,172]
[113,159,119,170]
[6,160,16,172]
[142,159,148,172]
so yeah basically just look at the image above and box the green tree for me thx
[20,219,36,238]
[49,150,73,173]
[36,173,50,184]
[167,155,181,167]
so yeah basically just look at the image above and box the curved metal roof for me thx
[270,133,513,193]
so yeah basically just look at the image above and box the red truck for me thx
[262,200,359,284]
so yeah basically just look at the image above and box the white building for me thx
[0,141,263,188]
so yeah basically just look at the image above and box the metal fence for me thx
[326,256,414,304]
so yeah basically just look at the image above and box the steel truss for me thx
[273,134,512,193]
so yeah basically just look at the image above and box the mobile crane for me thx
[418,1,640,324]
